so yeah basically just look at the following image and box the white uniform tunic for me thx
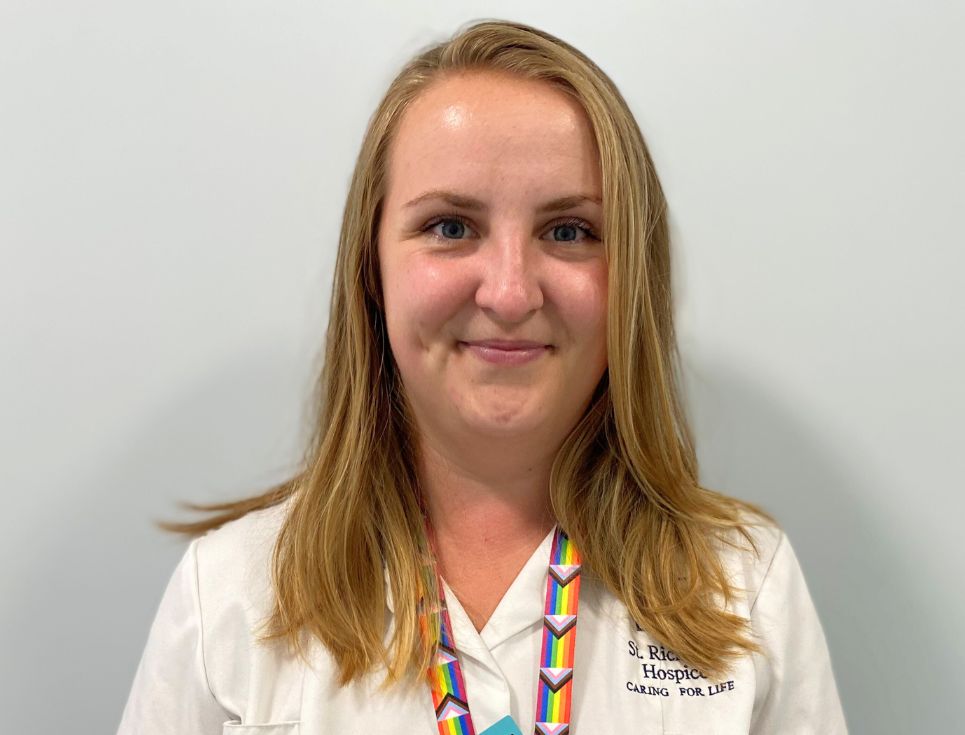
[117,501,848,734]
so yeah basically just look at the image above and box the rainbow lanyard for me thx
[425,526,583,735]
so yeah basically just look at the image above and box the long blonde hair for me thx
[160,18,776,686]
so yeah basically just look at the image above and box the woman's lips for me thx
[459,340,550,366]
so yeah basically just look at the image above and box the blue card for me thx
[480,715,523,735]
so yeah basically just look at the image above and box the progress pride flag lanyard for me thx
[423,525,583,735]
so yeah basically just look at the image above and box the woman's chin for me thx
[456,405,547,437]
[442,382,555,437]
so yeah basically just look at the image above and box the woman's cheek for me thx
[409,261,476,330]
[547,265,607,331]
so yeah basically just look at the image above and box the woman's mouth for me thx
[458,339,551,366]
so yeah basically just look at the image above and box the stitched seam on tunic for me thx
[748,530,786,614]
[191,536,224,708]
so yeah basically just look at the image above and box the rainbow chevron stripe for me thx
[425,526,582,735]
[535,528,582,735]
[427,599,476,734]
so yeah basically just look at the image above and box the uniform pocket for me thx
[222,722,300,734]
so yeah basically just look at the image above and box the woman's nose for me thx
[473,231,544,323]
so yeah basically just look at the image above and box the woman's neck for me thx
[416,436,557,629]
[417,435,556,554]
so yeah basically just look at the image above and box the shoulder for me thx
[712,510,788,615]
[189,498,296,710]
[193,499,291,615]
[715,515,849,730]
[713,511,832,644]
[193,503,288,586]
[122,498,298,726]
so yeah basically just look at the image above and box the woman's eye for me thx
[545,219,600,243]
[422,216,598,243]
[429,218,471,240]
[551,222,593,243]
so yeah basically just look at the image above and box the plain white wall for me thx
[1,1,961,732]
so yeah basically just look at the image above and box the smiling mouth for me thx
[458,340,550,366]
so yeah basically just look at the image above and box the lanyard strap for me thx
[425,526,583,735]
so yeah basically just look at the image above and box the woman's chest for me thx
[230,606,759,735]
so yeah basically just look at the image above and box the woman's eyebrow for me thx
[403,190,602,213]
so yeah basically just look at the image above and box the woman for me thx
[118,19,847,735]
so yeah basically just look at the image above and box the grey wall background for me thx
[1,1,961,733]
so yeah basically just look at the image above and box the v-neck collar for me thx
[446,524,556,653]
[384,525,556,657]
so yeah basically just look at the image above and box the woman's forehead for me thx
[387,73,602,207]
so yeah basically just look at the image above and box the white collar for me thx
[384,526,557,656]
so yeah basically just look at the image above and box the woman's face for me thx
[377,70,608,449]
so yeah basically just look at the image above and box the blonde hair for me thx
[160,18,776,687]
